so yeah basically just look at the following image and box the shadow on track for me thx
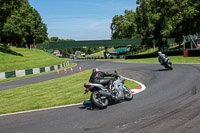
[153,68,171,71]
[79,100,97,111]
[79,100,122,111]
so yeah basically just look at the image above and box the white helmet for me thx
[93,68,100,72]
[158,51,162,55]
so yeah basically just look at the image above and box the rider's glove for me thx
[114,74,119,78]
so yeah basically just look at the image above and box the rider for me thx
[158,51,168,65]
[89,68,118,91]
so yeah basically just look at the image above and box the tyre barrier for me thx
[0,62,69,80]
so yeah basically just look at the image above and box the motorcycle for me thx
[163,58,173,70]
[83,71,133,109]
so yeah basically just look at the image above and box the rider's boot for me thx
[108,79,114,92]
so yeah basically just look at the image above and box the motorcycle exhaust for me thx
[99,90,111,96]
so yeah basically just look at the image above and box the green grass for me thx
[124,79,140,89]
[0,69,140,114]
[116,56,200,64]
[0,46,66,72]
[169,56,200,63]
[138,47,158,54]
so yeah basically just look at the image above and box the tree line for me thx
[0,0,48,48]
[111,0,200,43]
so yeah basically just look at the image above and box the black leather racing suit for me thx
[89,71,117,90]
[158,53,167,65]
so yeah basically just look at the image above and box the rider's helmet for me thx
[158,51,162,55]
[92,68,100,72]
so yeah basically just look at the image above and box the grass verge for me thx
[0,69,140,114]
[116,56,200,64]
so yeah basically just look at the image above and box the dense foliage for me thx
[0,0,48,48]
[111,10,138,39]
[111,0,200,41]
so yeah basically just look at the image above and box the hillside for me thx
[86,47,115,57]
[0,45,66,72]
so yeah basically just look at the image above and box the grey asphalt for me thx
[0,60,200,133]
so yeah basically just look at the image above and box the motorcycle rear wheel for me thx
[90,91,109,109]
[123,86,133,100]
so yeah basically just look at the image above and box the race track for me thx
[0,60,200,133]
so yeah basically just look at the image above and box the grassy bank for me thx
[0,69,140,114]
[86,47,115,57]
[0,46,66,72]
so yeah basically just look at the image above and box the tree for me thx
[111,10,137,39]
[50,37,59,42]
[0,0,21,42]
[136,0,160,38]
[136,0,200,40]
[1,0,48,48]
[32,8,48,45]
[2,10,23,46]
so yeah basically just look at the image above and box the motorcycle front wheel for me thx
[90,91,109,109]
[166,63,173,70]
[123,86,133,101]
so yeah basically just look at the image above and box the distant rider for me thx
[158,51,169,65]
[89,68,118,91]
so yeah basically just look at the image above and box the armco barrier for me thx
[187,49,200,56]
[0,62,69,79]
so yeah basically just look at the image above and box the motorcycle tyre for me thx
[166,63,173,70]
[123,86,133,101]
[90,91,109,109]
